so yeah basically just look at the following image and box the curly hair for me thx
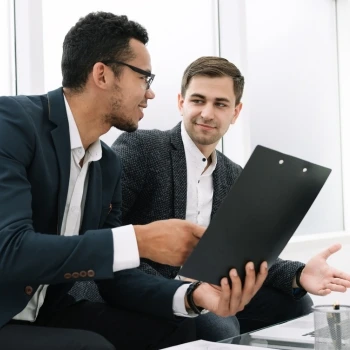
[62,12,149,91]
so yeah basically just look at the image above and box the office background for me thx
[1,0,349,303]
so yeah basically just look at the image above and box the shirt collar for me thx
[63,95,102,161]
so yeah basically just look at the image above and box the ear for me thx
[231,102,243,125]
[177,93,185,115]
[91,62,109,89]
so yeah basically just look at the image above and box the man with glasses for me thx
[0,12,269,350]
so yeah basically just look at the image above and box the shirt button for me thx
[198,211,200,214]
[72,272,80,279]
[202,158,206,162]
[64,273,72,279]
[80,271,87,278]
[198,180,200,183]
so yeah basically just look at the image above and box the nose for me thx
[201,103,214,120]
[145,88,155,100]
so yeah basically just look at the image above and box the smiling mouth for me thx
[196,123,216,129]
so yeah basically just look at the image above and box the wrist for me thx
[294,266,305,289]
[186,281,207,314]
[133,224,148,258]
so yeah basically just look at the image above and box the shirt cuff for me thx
[111,225,140,272]
[172,283,198,318]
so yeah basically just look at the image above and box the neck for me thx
[63,88,110,150]
[196,143,218,159]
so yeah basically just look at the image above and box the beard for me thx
[186,119,221,146]
[105,111,138,132]
[189,132,221,146]
[103,86,138,132]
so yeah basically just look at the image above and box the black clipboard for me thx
[179,145,331,285]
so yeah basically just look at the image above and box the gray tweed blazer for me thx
[112,122,305,298]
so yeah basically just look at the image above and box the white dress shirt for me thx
[181,122,217,227]
[174,123,217,316]
[14,96,188,320]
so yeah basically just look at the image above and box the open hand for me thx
[300,243,350,296]
[192,261,268,317]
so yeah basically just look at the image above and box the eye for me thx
[216,103,227,108]
[191,99,204,104]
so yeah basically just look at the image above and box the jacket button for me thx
[64,273,72,279]
[87,270,95,278]
[25,286,33,296]
[72,272,79,279]
[79,271,87,278]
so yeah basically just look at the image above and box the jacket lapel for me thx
[80,161,102,233]
[211,153,229,219]
[47,88,71,232]
[170,123,187,219]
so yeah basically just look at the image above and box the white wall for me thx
[337,0,350,231]
[219,0,343,236]
[0,0,15,95]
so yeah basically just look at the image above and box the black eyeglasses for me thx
[101,60,155,90]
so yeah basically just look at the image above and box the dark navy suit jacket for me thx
[0,88,186,328]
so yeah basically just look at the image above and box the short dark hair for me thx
[181,56,245,105]
[62,12,149,91]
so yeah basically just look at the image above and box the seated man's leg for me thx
[236,286,313,334]
[37,298,196,350]
[0,324,115,350]
[194,313,240,342]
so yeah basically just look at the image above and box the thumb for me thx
[318,243,342,260]
[192,224,206,239]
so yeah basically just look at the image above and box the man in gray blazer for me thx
[111,56,350,340]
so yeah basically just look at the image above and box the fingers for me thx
[239,262,257,309]
[217,269,241,316]
[325,283,347,293]
[331,277,350,288]
[254,261,268,294]
[331,269,350,285]
[319,243,342,260]
[317,288,332,296]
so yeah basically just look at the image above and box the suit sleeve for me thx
[0,97,114,285]
[264,258,306,299]
[111,132,148,219]
[98,268,190,322]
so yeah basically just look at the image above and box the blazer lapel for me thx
[170,123,187,219]
[80,162,102,233]
[211,153,230,219]
[47,88,71,232]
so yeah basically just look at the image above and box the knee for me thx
[195,313,239,342]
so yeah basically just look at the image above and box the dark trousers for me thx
[195,313,240,342]
[0,297,196,350]
[236,286,314,334]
